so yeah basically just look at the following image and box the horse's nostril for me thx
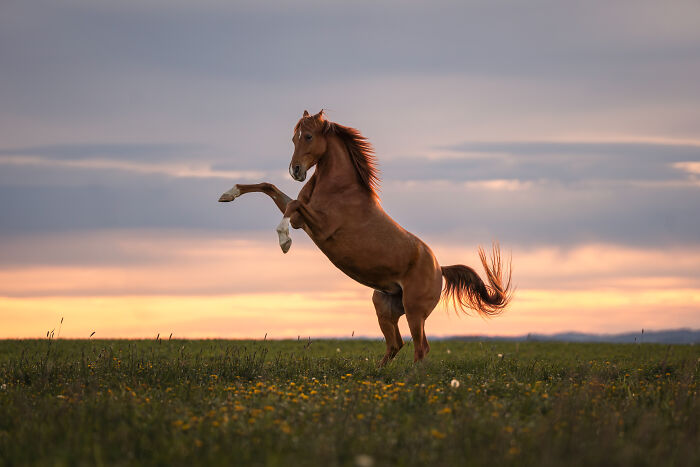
[294,165,301,176]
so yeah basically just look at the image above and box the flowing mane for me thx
[295,113,380,197]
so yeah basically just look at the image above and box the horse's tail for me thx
[441,243,513,317]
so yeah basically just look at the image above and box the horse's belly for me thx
[314,235,413,294]
[337,263,403,294]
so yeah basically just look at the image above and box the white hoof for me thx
[276,217,292,254]
[218,185,241,202]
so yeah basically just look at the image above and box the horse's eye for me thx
[305,134,313,142]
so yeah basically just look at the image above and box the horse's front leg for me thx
[283,200,332,239]
[276,200,335,254]
[220,182,295,253]
[275,217,292,254]
[284,200,307,230]
[218,183,292,214]
[270,201,302,254]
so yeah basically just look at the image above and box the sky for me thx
[1,0,699,339]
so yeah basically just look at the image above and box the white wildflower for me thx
[497,353,503,359]
[450,379,460,388]
[0,383,6,391]
[336,348,341,352]
[446,349,451,354]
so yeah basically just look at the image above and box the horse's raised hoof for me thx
[276,217,292,254]
[218,185,241,202]
[280,238,292,254]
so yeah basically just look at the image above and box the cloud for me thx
[2,230,699,296]
[0,154,264,180]
[1,1,699,249]
[384,140,700,184]
[673,161,700,176]
[1,1,699,338]
[4,139,698,187]
[0,138,699,248]
[3,1,700,148]
[4,287,699,339]
[5,1,699,82]
[0,143,204,161]
[0,142,273,179]
[0,231,352,297]
[2,231,699,338]
[381,177,700,247]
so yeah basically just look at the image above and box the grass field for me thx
[0,338,698,466]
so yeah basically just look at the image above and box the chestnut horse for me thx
[219,110,512,365]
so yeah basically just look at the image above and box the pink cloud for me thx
[1,230,698,338]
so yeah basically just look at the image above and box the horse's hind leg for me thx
[402,265,443,362]
[372,291,405,366]
[404,308,428,362]
[218,183,292,214]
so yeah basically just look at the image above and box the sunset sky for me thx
[1,0,699,339]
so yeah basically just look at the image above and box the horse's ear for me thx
[303,110,310,117]
[314,109,326,121]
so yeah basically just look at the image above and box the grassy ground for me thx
[0,339,698,466]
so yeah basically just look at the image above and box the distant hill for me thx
[446,328,700,344]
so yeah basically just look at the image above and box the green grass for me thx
[0,339,698,466]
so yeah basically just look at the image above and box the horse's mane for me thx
[295,112,380,197]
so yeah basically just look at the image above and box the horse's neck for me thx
[315,137,361,193]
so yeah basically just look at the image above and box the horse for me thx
[219,110,512,365]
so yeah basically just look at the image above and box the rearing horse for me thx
[219,110,512,365]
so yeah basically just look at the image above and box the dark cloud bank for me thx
[0,140,698,250]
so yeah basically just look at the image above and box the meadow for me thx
[0,338,697,466]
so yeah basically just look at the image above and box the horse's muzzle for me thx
[291,164,306,182]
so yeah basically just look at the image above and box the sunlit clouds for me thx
[0,155,265,180]
[1,231,699,338]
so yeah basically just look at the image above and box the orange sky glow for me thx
[2,231,698,339]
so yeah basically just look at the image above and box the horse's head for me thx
[289,110,328,182]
